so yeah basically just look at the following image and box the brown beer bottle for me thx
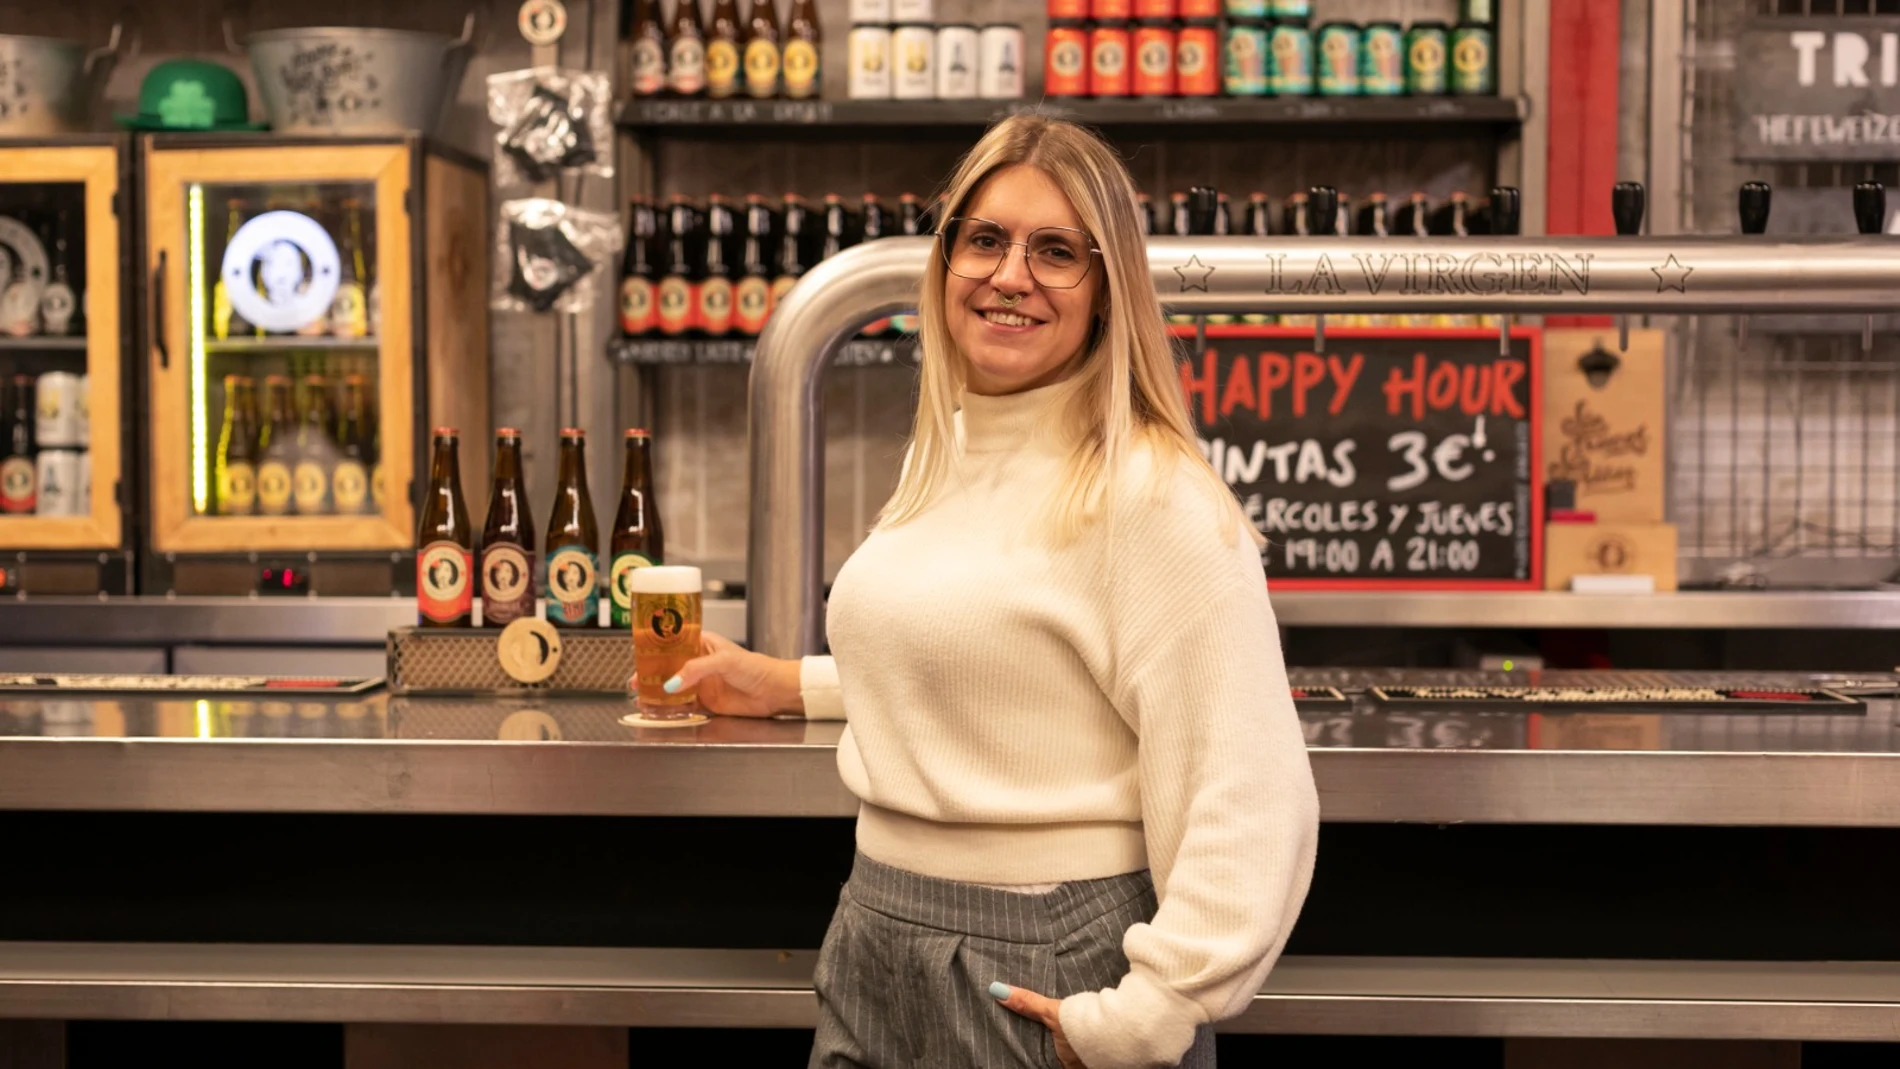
[255,375,297,516]
[698,194,737,338]
[706,0,743,98]
[629,0,668,97]
[416,428,473,628]
[667,0,708,96]
[0,375,36,514]
[332,375,374,516]
[658,195,700,338]
[545,429,601,628]
[215,375,259,516]
[771,193,809,310]
[293,375,335,516]
[782,0,821,99]
[480,428,537,627]
[734,193,777,337]
[608,429,665,629]
[619,196,660,338]
[744,0,782,99]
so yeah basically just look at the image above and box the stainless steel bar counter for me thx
[3,670,1896,826]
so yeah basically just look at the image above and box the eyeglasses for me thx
[940,216,1101,290]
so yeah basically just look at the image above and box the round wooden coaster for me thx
[618,712,710,729]
[497,618,563,684]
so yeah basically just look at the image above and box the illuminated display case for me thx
[139,136,488,596]
[0,136,132,594]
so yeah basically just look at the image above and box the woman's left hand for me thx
[991,984,1088,1069]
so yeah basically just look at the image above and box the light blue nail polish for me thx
[988,982,1010,1001]
[663,676,683,694]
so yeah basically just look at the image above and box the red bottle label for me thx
[698,276,734,337]
[417,540,473,623]
[0,455,35,513]
[620,276,656,335]
[658,276,696,336]
[734,276,772,335]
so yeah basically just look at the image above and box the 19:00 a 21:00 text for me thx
[1279,536,1485,574]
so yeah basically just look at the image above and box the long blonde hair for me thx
[876,113,1259,547]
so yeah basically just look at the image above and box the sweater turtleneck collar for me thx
[957,378,1086,456]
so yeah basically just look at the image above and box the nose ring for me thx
[997,293,1022,307]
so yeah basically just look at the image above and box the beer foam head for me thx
[628,565,702,595]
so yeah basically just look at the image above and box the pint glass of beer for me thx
[630,565,703,718]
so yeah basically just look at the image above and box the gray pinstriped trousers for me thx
[808,852,1217,1069]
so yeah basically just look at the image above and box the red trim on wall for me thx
[1545,0,1621,328]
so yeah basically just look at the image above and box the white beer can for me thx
[848,0,891,21]
[893,24,937,99]
[936,25,980,99]
[849,25,894,99]
[35,371,82,448]
[34,449,80,516]
[979,24,1026,99]
[892,0,933,21]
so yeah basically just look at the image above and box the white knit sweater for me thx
[799,380,1319,1069]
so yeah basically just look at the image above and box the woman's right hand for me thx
[664,631,805,718]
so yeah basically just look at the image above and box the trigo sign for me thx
[1736,17,1900,160]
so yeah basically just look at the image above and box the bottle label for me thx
[481,542,535,626]
[783,39,820,98]
[0,455,35,513]
[698,276,734,336]
[330,282,368,339]
[39,282,75,336]
[734,276,772,335]
[418,540,474,624]
[669,37,707,94]
[658,276,695,335]
[609,551,657,628]
[770,275,798,307]
[744,38,781,96]
[706,38,741,95]
[620,275,657,335]
[547,546,599,626]
[332,460,369,514]
[258,460,295,515]
[632,38,667,95]
[219,461,257,515]
[293,460,330,514]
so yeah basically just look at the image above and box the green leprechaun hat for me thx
[118,59,269,131]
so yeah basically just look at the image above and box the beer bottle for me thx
[744,0,782,98]
[215,375,259,516]
[860,194,892,336]
[608,429,665,629]
[734,193,777,337]
[771,192,809,310]
[416,428,473,629]
[256,375,297,516]
[545,428,601,628]
[292,376,335,515]
[619,196,660,339]
[332,375,374,516]
[370,412,386,513]
[820,193,856,260]
[629,0,668,97]
[657,195,699,337]
[706,0,743,98]
[38,211,79,337]
[698,193,737,338]
[0,375,35,514]
[480,428,537,627]
[667,0,708,97]
[211,198,257,340]
[782,0,821,99]
[331,199,371,339]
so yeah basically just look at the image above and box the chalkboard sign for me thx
[1733,17,1900,161]
[1178,327,1542,589]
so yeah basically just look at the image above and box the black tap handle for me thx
[1308,186,1338,236]
[1488,186,1520,236]
[1612,182,1645,236]
[1188,186,1219,237]
[1854,181,1886,235]
[1738,181,1771,235]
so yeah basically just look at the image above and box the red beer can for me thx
[1091,0,1132,20]
[1046,22,1089,96]
[1089,23,1132,96]
[1048,0,1089,18]
[1179,0,1218,18]
[1133,0,1176,17]
[1176,23,1219,95]
[1132,23,1175,97]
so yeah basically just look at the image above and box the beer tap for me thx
[1736,181,1771,348]
[1854,180,1885,357]
[1488,185,1520,356]
[1188,186,1219,353]
[1308,185,1337,353]
[1611,181,1646,351]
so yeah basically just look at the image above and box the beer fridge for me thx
[138,135,490,596]
[0,135,135,594]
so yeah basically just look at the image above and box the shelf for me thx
[610,336,918,367]
[0,336,86,351]
[204,336,381,354]
[617,95,1529,134]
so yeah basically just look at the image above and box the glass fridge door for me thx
[0,144,124,549]
[146,143,414,553]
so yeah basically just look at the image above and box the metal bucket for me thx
[238,17,474,135]
[0,28,124,135]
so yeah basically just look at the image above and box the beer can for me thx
[1046,22,1089,96]
[1176,23,1218,96]
[849,0,891,20]
[893,24,936,99]
[1092,0,1131,19]
[1269,23,1313,96]
[1268,0,1309,16]
[1180,0,1219,18]
[1225,0,1265,16]
[979,24,1027,99]
[1360,21,1405,95]
[937,24,980,99]
[34,371,81,448]
[1134,0,1175,17]
[1451,24,1495,95]
[34,449,79,516]
[1315,22,1360,95]
[1048,0,1088,18]
[1089,24,1131,97]
[1224,21,1268,96]
[1406,22,1450,95]
[1132,23,1175,97]
[893,0,932,19]
[849,25,894,99]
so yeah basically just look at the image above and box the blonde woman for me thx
[668,113,1318,1069]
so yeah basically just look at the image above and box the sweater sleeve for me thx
[1058,485,1320,1069]
[800,655,847,721]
